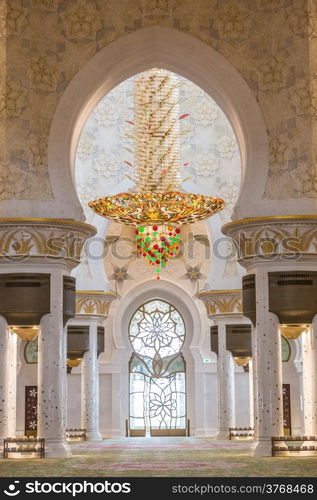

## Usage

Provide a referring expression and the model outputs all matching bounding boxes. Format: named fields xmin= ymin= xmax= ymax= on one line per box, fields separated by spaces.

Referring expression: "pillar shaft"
xmin=248 ymin=359 xmax=254 ymax=428
xmin=251 ymin=326 xmax=259 ymax=437
xmin=253 ymin=269 xmax=284 ymax=456
xmin=311 ymin=318 xmax=317 ymax=434
xmin=0 ymin=316 xmax=17 ymax=441
xmin=63 ymin=325 xmax=68 ymax=433
xmin=81 ymin=322 xmax=101 ymax=441
xmin=38 ymin=270 xmax=71 ymax=457
xmin=302 ymin=320 xmax=317 ymax=435
xmin=217 ymin=322 xmax=235 ymax=438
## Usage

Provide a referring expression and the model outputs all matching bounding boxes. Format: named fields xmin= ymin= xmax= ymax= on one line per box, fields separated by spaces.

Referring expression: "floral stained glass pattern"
xmin=129 ymin=300 xmax=186 ymax=433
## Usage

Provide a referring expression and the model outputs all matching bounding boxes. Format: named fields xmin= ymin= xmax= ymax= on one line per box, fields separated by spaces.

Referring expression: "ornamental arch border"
xmin=105 ymin=279 xmax=211 ymax=437
xmin=47 ymin=25 xmax=269 ymax=222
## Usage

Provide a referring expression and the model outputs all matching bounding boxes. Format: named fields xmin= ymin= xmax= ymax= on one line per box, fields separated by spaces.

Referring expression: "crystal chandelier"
xmin=89 ymin=69 xmax=224 ymax=277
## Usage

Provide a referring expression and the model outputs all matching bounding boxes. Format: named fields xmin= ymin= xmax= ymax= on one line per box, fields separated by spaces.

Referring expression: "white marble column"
xmin=0 ymin=316 xmax=17 ymax=442
xmin=38 ymin=270 xmax=71 ymax=458
xmin=302 ymin=320 xmax=317 ymax=435
xmin=62 ymin=325 xmax=68 ymax=434
xmin=7 ymin=332 xmax=17 ymax=437
xmin=251 ymin=325 xmax=259 ymax=445
xmin=253 ymin=269 xmax=284 ymax=456
xmin=248 ymin=359 xmax=254 ymax=428
xmin=311 ymin=318 xmax=317 ymax=435
xmin=217 ymin=321 xmax=235 ymax=439
xmin=95 ymin=353 xmax=100 ymax=436
xmin=81 ymin=321 xmax=102 ymax=441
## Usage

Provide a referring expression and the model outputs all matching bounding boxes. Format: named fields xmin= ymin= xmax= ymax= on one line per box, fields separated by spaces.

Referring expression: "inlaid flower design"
xmin=60 ymin=0 xmax=103 ymax=41
xmin=129 ymin=300 xmax=185 ymax=358
xmin=29 ymin=388 xmax=37 ymax=399
xmin=28 ymin=420 xmax=37 ymax=429
xmin=149 ymin=389 xmax=177 ymax=419
xmin=136 ymin=309 xmax=179 ymax=352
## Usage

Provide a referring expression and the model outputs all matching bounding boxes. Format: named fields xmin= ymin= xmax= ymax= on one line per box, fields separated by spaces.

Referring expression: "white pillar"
xmin=302 ymin=319 xmax=317 ymax=435
xmin=38 ymin=270 xmax=71 ymax=458
xmin=217 ymin=321 xmax=235 ymax=439
xmin=0 ymin=316 xmax=17 ymax=442
xmin=253 ymin=269 xmax=284 ymax=456
xmin=96 ymin=354 xmax=100 ymax=436
xmin=7 ymin=332 xmax=17 ymax=437
xmin=81 ymin=321 xmax=102 ymax=441
xmin=311 ymin=317 xmax=317 ymax=435
xmin=248 ymin=359 xmax=254 ymax=428
xmin=62 ymin=325 xmax=68 ymax=433
xmin=251 ymin=325 xmax=259 ymax=440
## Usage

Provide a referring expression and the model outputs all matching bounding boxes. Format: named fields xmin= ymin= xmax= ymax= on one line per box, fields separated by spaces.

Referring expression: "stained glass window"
xmin=129 ymin=300 xmax=186 ymax=433
xmin=281 ymin=336 xmax=291 ymax=362
xmin=24 ymin=338 xmax=38 ymax=364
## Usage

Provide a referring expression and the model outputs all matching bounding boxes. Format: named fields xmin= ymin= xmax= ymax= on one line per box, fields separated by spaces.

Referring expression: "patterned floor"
xmin=0 ymin=437 xmax=317 ymax=477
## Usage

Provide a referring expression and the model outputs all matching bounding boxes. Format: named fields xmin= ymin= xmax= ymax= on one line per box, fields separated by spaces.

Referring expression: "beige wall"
xmin=1 ymin=0 xmax=315 ymax=203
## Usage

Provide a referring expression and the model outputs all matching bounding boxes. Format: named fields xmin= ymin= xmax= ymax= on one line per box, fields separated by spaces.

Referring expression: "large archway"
xmin=73 ymin=68 xmax=243 ymax=291
xmin=47 ymin=25 xmax=269 ymax=222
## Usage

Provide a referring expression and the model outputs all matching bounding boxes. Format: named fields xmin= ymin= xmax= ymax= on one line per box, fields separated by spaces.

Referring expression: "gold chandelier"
xmin=10 ymin=325 xmax=39 ymax=341
xmin=89 ymin=69 xmax=224 ymax=277
xmin=67 ymin=358 xmax=83 ymax=368
xmin=234 ymin=356 xmax=251 ymax=367
xmin=89 ymin=191 xmax=224 ymax=226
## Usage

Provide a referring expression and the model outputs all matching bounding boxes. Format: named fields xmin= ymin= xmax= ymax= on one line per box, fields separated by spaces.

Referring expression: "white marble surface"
xmin=0 ymin=316 xmax=17 ymax=443
xmin=254 ymin=268 xmax=284 ymax=456
xmin=81 ymin=321 xmax=102 ymax=441
xmin=215 ymin=320 xmax=236 ymax=438
xmin=38 ymin=269 xmax=71 ymax=458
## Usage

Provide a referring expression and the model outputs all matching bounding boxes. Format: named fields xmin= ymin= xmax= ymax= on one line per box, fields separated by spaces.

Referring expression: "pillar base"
xmin=45 ymin=440 xmax=72 ymax=458
xmin=253 ymin=438 xmax=273 ymax=456
xmin=248 ymin=439 xmax=258 ymax=451
xmin=86 ymin=430 xmax=102 ymax=441
xmin=217 ymin=430 xmax=229 ymax=440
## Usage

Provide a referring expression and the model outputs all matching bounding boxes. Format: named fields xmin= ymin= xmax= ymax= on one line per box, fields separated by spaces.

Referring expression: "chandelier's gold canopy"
xmin=234 ymin=356 xmax=251 ymax=367
xmin=89 ymin=191 xmax=224 ymax=226
xmin=89 ymin=69 xmax=224 ymax=275
xmin=10 ymin=325 xmax=39 ymax=342
xmin=67 ymin=358 xmax=83 ymax=369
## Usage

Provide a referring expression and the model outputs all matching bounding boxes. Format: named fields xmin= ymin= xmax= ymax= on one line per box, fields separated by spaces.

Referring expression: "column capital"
xmin=75 ymin=291 xmax=118 ymax=318
xmin=0 ymin=218 xmax=96 ymax=270
xmin=197 ymin=289 xmax=242 ymax=317
xmin=222 ymin=215 xmax=317 ymax=270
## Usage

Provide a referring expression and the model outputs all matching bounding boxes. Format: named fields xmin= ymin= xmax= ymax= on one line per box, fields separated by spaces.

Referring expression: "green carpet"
xmin=0 ymin=438 xmax=316 ymax=477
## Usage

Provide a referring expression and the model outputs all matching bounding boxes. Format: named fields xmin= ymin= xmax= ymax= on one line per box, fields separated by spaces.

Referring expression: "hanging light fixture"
xmin=233 ymin=356 xmax=251 ymax=367
xmin=89 ymin=69 xmax=224 ymax=277
xmin=67 ymin=358 xmax=83 ymax=369
xmin=10 ymin=325 xmax=39 ymax=342
xmin=280 ymin=324 xmax=309 ymax=339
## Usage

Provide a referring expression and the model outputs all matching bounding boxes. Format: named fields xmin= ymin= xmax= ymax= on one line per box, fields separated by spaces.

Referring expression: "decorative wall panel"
xmin=25 ymin=386 xmax=38 ymax=437
xmin=2 ymin=1 xmax=315 ymax=203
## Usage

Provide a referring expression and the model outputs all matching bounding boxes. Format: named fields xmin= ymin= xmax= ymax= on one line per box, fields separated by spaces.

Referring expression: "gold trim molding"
xmin=76 ymin=291 xmax=118 ymax=317
xmin=197 ymin=289 xmax=242 ymax=316
xmin=222 ymin=215 xmax=317 ymax=231
xmin=222 ymin=215 xmax=317 ymax=264
xmin=0 ymin=218 xmax=96 ymax=230
xmin=0 ymin=218 xmax=96 ymax=267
